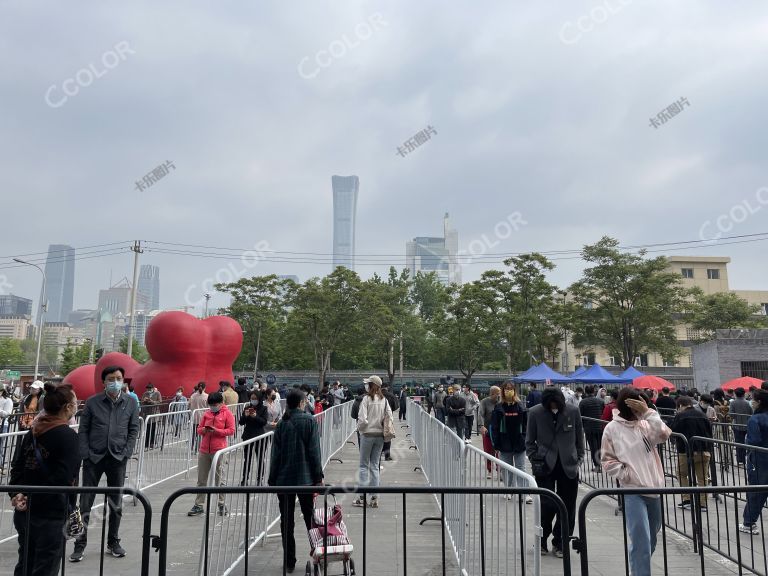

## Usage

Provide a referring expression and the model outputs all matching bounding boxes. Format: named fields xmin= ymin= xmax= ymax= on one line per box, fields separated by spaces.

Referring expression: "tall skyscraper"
xmin=0 ymin=294 xmax=33 ymax=317
xmin=405 ymin=213 xmax=461 ymax=285
xmin=41 ymin=244 xmax=75 ymax=323
xmin=332 ymin=175 xmax=359 ymax=271
xmin=138 ymin=264 xmax=160 ymax=310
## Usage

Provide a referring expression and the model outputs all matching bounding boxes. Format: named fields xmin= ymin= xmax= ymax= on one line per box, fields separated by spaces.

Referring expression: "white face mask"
xmin=551 ymin=408 xmax=559 ymax=414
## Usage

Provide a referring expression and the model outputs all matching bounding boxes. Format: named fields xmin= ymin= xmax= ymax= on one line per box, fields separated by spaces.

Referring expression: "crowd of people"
xmin=3 ymin=370 xmax=768 ymax=575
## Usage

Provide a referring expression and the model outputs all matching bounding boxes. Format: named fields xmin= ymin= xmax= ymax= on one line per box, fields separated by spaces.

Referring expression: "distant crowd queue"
xmin=418 ymin=379 xmax=768 ymax=576
xmin=3 ymin=372 xmax=768 ymax=576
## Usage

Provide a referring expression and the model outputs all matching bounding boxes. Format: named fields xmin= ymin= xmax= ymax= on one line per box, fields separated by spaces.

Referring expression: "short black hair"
xmin=735 ymin=387 xmax=746 ymax=398
xmin=575 ymin=387 xmax=584 ymax=394
xmin=219 ymin=380 xmax=231 ymax=388
xmin=662 ymin=387 xmax=670 ymax=394
xmin=676 ymin=395 xmax=694 ymax=408
xmin=101 ymin=365 xmax=125 ymax=382
xmin=237 ymin=377 xmax=246 ymax=386
xmin=207 ymin=392 xmax=224 ymax=405
xmin=584 ymin=384 xmax=595 ymax=396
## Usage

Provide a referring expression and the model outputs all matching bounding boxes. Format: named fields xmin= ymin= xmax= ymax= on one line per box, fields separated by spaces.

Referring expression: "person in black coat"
xmin=579 ymin=385 xmax=606 ymax=471
xmin=381 ymin=385 xmax=399 ymax=460
xmin=235 ymin=377 xmax=250 ymax=405
xmin=240 ymin=390 xmax=269 ymax=485
xmin=9 ymin=382 xmax=81 ymax=576
xmin=490 ymin=382 xmax=531 ymax=501
xmin=670 ymin=395 xmax=713 ymax=509
xmin=445 ymin=386 xmax=468 ymax=440
xmin=398 ymin=388 xmax=408 ymax=421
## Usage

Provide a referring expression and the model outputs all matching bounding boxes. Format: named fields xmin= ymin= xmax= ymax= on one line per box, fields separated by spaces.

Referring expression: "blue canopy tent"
xmin=570 ymin=366 xmax=588 ymax=378
xmin=619 ymin=366 xmax=645 ymax=380
xmin=573 ymin=363 xmax=632 ymax=384
xmin=513 ymin=363 xmax=574 ymax=384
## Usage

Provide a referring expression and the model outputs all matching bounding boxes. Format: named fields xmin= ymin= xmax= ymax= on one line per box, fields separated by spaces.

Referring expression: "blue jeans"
xmin=743 ymin=458 xmax=768 ymax=526
xmin=499 ymin=451 xmax=527 ymax=488
xmin=624 ymin=495 xmax=662 ymax=576
xmin=435 ymin=407 xmax=445 ymax=423
xmin=359 ymin=435 xmax=384 ymax=498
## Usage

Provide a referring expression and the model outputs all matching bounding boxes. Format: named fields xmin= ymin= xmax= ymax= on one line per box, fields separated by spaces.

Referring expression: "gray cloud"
xmin=2 ymin=0 xmax=768 ymax=314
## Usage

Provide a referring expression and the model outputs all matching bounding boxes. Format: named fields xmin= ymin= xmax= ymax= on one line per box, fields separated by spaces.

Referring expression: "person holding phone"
xmin=240 ymin=390 xmax=268 ymax=485
xmin=187 ymin=392 xmax=235 ymax=517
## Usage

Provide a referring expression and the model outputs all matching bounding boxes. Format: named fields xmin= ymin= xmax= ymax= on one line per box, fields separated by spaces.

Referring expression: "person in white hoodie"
xmin=353 ymin=375 xmax=392 ymax=509
xmin=601 ymin=387 xmax=671 ymax=576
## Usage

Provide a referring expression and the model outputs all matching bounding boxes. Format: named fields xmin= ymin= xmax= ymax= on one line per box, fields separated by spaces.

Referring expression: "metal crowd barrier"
xmin=156 ymin=485 xmax=572 ymax=576
xmin=406 ymin=398 xmax=542 ymax=576
xmin=575 ymin=485 xmax=768 ymax=576
xmin=579 ymin=414 xmax=768 ymax=576
xmin=3 ymin=485 xmax=152 ymax=576
xmin=189 ymin=401 xmax=355 ymax=576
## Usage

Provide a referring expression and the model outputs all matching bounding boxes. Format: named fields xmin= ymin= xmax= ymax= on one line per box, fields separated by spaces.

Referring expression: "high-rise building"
xmin=138 ymin=264 xmax=160 ymax=310
xmin=405 ymin=213 xmax=461 ymax=285
xmin=41 ymin=244 xmax=75 ymax=323
xmin=0 ymin=294 xmax=33 ymax=317
xmin=332 ymin=175 xmax=359 ymax=271
xmin=97 ymin=279 xmax=133 ymax=316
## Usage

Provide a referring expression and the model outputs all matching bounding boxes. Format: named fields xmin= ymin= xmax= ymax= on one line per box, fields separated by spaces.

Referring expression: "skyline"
xmin=2 ymin=1 xmax=768 ymax=314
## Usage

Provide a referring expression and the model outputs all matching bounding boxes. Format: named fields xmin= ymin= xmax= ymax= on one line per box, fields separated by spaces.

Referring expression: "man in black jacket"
xmin=670 ymin=396 xmax=713 ymax=509
xmin=578 ymin=385 xmax=605 ymax=471
xmin=444 ymin=386 xmax=467 ymax=440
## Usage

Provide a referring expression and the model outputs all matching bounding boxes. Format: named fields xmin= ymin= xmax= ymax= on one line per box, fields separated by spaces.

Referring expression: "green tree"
xmin=483 ymin=253 xmax=562 ymax=372
xmin=568 ymin=237 xmax=686 ymax=369
xmin=686 ymin=290 xmax=767 ymax=342
xmin=215 ymin=275 xmax=292 ymax=374
xmin=288 ymin=267 xmax=363 ymax=386
xmin=0 ymin=337 xmax=24 ymax=366
xmin=360 ymin=268 xmax=414 ymax=383
xmin=60 ymin=338 xmax=93 ymax=374
xmin=118 ymin=336 xmax=149 ymax=363
xmin=439 ymin=280 xmax=501 ymax=386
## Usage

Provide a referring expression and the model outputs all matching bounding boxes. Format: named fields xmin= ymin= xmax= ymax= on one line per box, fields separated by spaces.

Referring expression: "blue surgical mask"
xmin=106 ymin=380 xmax=123 ymax=395
xmin=250 ymin=400 xmax=259 ymax=407
xmin=210 ymin=406 xmax=221 ymax=413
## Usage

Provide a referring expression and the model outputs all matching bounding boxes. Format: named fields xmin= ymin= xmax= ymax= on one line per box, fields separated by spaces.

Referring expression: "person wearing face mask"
xmin=265 ymin=388 xmax=283 ymax=431
xmin=525 ymin=386 xmax=584 ymax=557
xmin=479 ymin=386 xmax=502 ymax=479
xmin=695 ymin=394 xmax=718 ymax=422
xmin=20 ymin=380 xmax=44 ymax=432
xmin=490 ymin=383 xmax=532 ymax=503
xmin=188 ymin=392 xmax=236 ymax=517
xmin=141 ymin=383 xmax=162 ymax=450
xmin=70 ymin=366 xmax=139 ymax=562
xmin=739 ymin=390 xmax=768 ymax=535
xmin=239 ymin=390 xmax=268 ymax=485
xmin=433 ymin=385 xmax=447 ymax=424
xmin=9 ymin=382 xmax=81 ymax=576
xmin=171 ymin=387 xmax=189 ymax=437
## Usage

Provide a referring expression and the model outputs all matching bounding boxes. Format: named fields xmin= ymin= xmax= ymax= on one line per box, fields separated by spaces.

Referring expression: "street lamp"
xmin=13 ymin=258 xmax=47 ymax=381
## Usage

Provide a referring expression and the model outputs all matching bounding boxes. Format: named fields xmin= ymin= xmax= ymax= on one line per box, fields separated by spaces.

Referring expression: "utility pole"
xmin=13 ymin=259 xmax=46 ymax=380
xmin=399 ymin=331 xmax=404 ymax=387
xmin=126 ymin=240 xmax=143 ymax=358
xmin=203 ymin=293 xmax=211 ymax=318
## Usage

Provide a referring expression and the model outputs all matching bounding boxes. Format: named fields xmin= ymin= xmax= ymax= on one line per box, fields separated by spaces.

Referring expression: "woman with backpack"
xmin=353 ymin=375 xmax=392 ymax=509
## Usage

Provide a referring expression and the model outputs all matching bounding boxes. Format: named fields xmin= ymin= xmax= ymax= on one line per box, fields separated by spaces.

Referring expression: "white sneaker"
xmin=505 ymin=494 xmax=512 ymax=500
xmin=739 ymin=523 xmax=760 ymax=535
xmin=525 ymin=496 xmax=533 ymax=504
xmin=486 ymin=473 xmax=492 ymax=480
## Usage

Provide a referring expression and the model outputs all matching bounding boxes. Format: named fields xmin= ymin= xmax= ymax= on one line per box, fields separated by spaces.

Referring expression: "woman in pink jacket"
xmin=187 ymin=392 xmax=236 ymax=517
xmin=601 ymin=387 xmax=672 ymax=576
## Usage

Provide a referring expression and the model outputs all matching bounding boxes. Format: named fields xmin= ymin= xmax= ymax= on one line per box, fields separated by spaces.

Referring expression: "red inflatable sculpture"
xmin=64 ymin=312 xmax=243 ymax=400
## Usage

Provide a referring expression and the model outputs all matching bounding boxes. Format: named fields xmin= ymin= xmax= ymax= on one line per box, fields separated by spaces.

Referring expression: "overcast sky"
xmin=2 ymin=1 xmax=768 ymax=314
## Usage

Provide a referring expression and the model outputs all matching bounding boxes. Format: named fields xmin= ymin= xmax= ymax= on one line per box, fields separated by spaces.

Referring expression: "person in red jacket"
xmin=188 ymin=392 xmax=235 ymax=517
xmin=602 ymin=389 xmax=619 ymax=422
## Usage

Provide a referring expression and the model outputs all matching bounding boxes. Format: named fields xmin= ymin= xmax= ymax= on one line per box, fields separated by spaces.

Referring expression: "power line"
xmin=0 ymin=247 xmax=130 ymax=271
xmin=0 ymin=241 xmax=131 ymax=260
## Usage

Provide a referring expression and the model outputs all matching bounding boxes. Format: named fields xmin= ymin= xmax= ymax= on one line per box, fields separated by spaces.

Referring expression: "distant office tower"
xmin=0 ymin=294 xmax=33 ymax=317
xmin=138 ymin=264 xmax=160 ymax=310
xmin=41 ymin=244 xmax=75 ymax=323
xmin=332 ymin=175 xmax=359 ymax=271
xmin=405 ymin=213 xmax=461 ymax=285
xmin=97 ymin=279 xmax=133 ymax=316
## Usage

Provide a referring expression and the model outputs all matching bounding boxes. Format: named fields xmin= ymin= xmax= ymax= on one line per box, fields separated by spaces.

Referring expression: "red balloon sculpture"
xmin=64 ymin=312 xmax=243 ymax=400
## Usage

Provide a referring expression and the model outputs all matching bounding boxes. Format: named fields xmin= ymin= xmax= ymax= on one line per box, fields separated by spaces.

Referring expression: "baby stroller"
xmin=305 ymin=494 xmax=355 ymax=576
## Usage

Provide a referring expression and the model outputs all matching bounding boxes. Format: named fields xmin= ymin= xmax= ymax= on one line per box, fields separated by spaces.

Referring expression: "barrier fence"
xmin=194 ymin=401 xmax=355 ymax=576
xmin=157 ymin=485 xmax=571 ymax=576
xmin=406 ymin=398 xmax=543 ymax=576
xmin=4 ymin=485 xmax=152 ymax=576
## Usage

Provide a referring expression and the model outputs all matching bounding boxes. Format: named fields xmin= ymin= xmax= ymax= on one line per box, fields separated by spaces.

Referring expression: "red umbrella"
xmin=633 ymin=375 xmax=676 ymax=392
xmin=721 ymin=376 xmax=764 ymax=392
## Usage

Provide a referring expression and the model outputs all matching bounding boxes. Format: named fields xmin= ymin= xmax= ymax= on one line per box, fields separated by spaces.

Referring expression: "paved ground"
xmin=0 ymin=418 xmax=764 ymax=576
